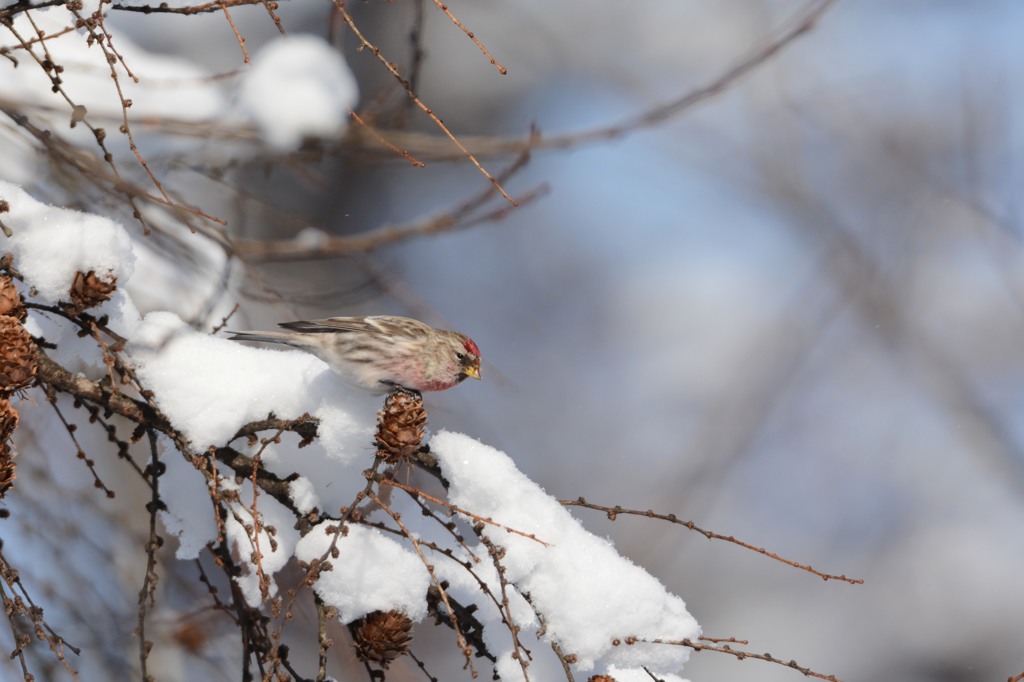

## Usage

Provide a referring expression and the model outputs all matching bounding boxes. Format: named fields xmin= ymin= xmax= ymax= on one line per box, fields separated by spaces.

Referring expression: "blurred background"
xmin=6 ymin=0 xmax=1024 ymax=680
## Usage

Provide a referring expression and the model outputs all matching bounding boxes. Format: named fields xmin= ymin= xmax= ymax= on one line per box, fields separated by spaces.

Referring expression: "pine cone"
xmin=0 ymin=317 xmax=36 ymax=392
xmin=0 ymin=276 xmax=24 ymax=321
xmin=351 ymin=610 xmax=414 ymax=668
xmin=587 ymin=676 xmax=618 ymax=682
xmin=67 ymin=270 xmax=116 ymax=313
xmin=374 ymin=390 xmax=427 ymax=464
xmin=0 ymin=398 xmax=18 ymax=498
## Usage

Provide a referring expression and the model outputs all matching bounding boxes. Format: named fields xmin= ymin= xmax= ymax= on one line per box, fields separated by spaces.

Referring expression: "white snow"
xmin=128 ymin=311 xmax=376 ymax=453
xmin=294 ymin=522 xmax=431 ymax=623
xmin=237 ymin=35 xmax=359 ymax=151
xmin=159 ymin=442 xmax=218 ymax=560
xmin=0 ymin=182 xmax=135 ymax=305
xmin=432 ymin=431 xmax=701 ymax=674
xmin=125 ymin=223 xmax=232 ymax=321
xmin=1 ymin=10 xmax=227 ymax=151
xmin=0 ymin=172 xmax=702 ymax=679
xmin=128 ymin=311 xmax=380 ymax=576
xmin=289 ymin=476 xmax=321 ymax=514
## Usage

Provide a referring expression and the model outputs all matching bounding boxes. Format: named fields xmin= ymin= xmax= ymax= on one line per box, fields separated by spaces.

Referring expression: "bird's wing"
xmin=278 ymin=316 xmax=427 ymax=339
xmin=278 ymin=317 xmax=373 ymax=334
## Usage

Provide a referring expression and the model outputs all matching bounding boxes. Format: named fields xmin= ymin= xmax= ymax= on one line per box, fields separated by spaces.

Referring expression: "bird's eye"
xmin=455 ymin=352 xmax=466 ymax=362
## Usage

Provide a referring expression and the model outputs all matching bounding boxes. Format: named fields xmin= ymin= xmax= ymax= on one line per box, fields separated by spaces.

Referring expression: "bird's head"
xmin=456 ymin=337 xmax=482 ymax=381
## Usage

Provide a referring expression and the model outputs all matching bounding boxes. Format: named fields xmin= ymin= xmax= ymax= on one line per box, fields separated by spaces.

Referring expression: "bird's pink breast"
xmin=417 ymin=378 xmax=460 ymax=392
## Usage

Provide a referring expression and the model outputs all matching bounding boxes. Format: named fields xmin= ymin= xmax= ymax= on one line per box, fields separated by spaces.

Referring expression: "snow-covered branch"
xmin=0 ymin=1 xmax=859 ymax=680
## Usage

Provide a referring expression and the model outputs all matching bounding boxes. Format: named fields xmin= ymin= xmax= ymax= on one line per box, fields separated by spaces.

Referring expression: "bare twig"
xmin=653 ymin=637 xmax=843 ymax=682
xmin=429 ymin=0 xmax=507 ymax=75
xmin=231 ymin=140 xmax=544 ymax=262
xmin=332 ymin=0 xmax=516 ymax=205
xmin=350 ymin=109 xmax=425 ymax=167
xmin=136 ymin=430 xmax=162 ymax=678
xmin=367 ymin=490 xmax=478 ymax=676
xmin=385 ymin=478 xmax=551 ymax=546
xmin=561 ymin=498 xmax=863 ymax=584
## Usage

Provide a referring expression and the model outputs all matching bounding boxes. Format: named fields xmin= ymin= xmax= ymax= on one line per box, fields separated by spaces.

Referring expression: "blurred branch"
xmin=0 ymin=549 xmax=82 ymax=677
xmin=773 ymin=177 xmax=1024 ymax=494
xmin=0 ymin=103 xmax=227 ymax=237
xmin=231 ymin=139 xmax=545 ymax=263
xmin=347 ymin=0 xmax=840 ymax=160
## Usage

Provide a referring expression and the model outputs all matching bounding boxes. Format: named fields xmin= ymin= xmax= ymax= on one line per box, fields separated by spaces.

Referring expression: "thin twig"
xmin=350 ymin=109 xmax=425 ymax=167
xmin=332 ymin=0 xmax=516 ymax=204
xmin=653 ymin=637 xmax=843 ymax=682
xmin=561 ymin=498 xmax=863 ymax=584
xmin=219 ymin=1 xmax=251 ymax=62
xmin=367 ymin=491 xmax=478 ymax=677
xmin=136 ymin=429 xmax=162 ymax=679
xmin=385 ymin=478 xmax=551 ymax=546
xmin=429 ymin=0 xmax=507 ymax=75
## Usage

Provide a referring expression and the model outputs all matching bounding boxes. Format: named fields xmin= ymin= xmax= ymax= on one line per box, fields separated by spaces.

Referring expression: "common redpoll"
xmin=228 ymin=315 xmax=481 ymax=393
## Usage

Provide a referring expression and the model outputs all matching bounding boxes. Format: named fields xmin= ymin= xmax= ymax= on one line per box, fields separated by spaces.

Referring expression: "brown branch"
xmin=429 ymin=0 xmax=507 ymax=75
xmin=425 ymin=584 xmax=496 ymax=666
xmin=136 ymin=430 xmax=162 ymax=679
xmin=0 ymin=0 xmax=65 ymax=22
xmin=35 ymin=345 xmax=322 ymax=522
xmin=350 ymin=109 xmax=425 ymax=167
xmin=34 ymin=350 xmax=172 ymax=433
xmin=652 ymin=637 xmax=843 ymax=682
xmin=367 ymin=490 xmax=478 ymax=676
xmin=45 ymin=393 xmax=117 ymax=498
xmin=562 ymin=498 xmax=863 ymax=585
xmin=219 ymin=0 xmax=251 ymax=63
xmin=213 ymin=445 xmax=301 ymax=513
xmin=548 ymin=630 xmax=576 ymax=682
xmin=266 ymin=457 xmax=387 ymax=675
xmin=108 ymin=0 xmax=264 ymax=15
xmin=230 ymin=413 xmax=319 ymax=448
xmin=332 ymin=0 xmax=515 ymax=205
xmin=315 ymin=595 xmax=332 ymax=681
xmin=384 ymin=478 xmax=550 ymax=546
xmin=0 ymin=549 xmax=83 ymax=678
xmin=475 ymin=532 xmax=532 ymax=680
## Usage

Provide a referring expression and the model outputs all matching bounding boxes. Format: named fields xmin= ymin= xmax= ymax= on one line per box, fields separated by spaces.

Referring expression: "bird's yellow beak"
xmin=463 ymin=365 xmax=482 ymax=380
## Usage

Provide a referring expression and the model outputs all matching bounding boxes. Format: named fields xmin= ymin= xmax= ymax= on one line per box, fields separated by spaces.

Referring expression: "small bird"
xmin=228 ymin=315 xmax=482 ymax=394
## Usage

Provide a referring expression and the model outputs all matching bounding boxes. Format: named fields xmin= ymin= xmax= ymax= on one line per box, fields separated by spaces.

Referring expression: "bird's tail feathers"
xmin=227 ymin=330 xmax=297 ymax=347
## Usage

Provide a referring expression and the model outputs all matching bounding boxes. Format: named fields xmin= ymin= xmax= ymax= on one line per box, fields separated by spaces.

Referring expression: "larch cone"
xmin=351 ymin=609 xmax=414 ymax=668
xmin=374 ymin=389 xmax=427 ymax=464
